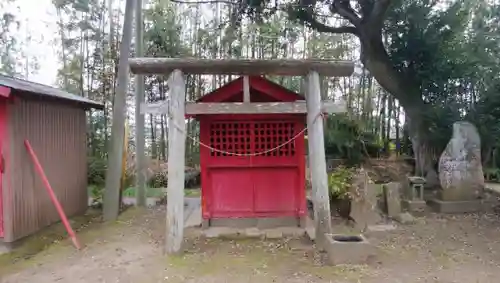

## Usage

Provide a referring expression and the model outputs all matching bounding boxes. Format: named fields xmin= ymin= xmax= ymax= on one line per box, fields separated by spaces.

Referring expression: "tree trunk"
xmin=160 ymin=115 xmax=167 ymax=160
xmin=150 ymin=115 xmax=157 ymax=159
xmin=359 ymin=34 xmax=435 ymax=176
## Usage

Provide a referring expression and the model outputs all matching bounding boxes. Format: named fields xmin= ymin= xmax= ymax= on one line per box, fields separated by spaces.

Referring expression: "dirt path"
xmin=2 ymin=208 xmax=500 ymax=283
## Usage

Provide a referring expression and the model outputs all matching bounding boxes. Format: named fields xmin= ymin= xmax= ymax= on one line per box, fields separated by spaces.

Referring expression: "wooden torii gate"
xmin=132 ymin=59 xmax=354 ymax=254
xmin=103 ymin=0 xmax=354 ymax=256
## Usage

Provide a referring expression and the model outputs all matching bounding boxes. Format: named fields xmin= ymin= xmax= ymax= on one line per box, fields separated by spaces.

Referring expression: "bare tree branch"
xmin=302 ymin=12 xmax=358 ymax=35
xmin=331 ymin=0 xmax=362 ymax=27
xmin=170 ymin=0 xmax=360 ymax=36
xmin=170 ymin=0 xmax=238 ymax=4
xmin=291 ymin=0 xmax=359 ymax=35
xmin=312 ymin=23 xmax=359 ymax=35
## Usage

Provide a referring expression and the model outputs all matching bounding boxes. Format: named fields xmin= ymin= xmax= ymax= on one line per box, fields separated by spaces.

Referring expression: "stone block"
xmin=383 ymin=182 xmax=402 ymax=218
xmin=201 ymin=219 xmax=210 ymax=229
xmin=366 ymin=224 xmax=397 ymax=233
xmin=408 ymin=176 xmax=426 ymax=184
xmin=203 ymin=227 xmax=238 ymax=238
xmin=299 ymin=216 xmax=307 ymax=228
xmin=0 ymin=242 xmax=11 ymax=255
xmin=265 ymin=229 xmax=284 ymax=239
xmin=402 ymin=199 xmax=427 ymax=213
xmin=210 ymin=218 xmax=256 ymax=228
xmin=324 ymin=234 xmax=375 ymax=265
xmin=438 ymin=189 xmax=480 ymax=202
xmin=256 ymin=217 xmax=299 ymax=229
xmin=280 ymin=227 xmax=305 ymax=237
xmin=394 ymin=212 xmax=415 ymax=224
xmin=304 ymin=216 xmax=316 ymax=241
xmin=350 ymin=178 xmax=383 ymax=232
xmin=427 ymin=198 xmax=497 ymax=213
xmin=242 ymin=227 xmax=261 ymax=237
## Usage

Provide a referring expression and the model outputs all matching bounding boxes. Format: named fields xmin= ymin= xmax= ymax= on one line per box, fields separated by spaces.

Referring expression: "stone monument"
xmin=383 ymin=182 xmax=402 ymax=218
xmin=429 ymin=121 xmax=492 ymax=213
xmin=349 ymin=168 xmax=382 ymax=232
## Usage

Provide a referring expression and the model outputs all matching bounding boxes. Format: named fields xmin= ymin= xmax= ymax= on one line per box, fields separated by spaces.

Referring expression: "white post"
xmin=243 ymin=75 xmax=250 ymax=103
xmin=305 ymin=71 xmax=332 ymax=250
xmin=135 ymin=0 xmax=146 ymax=207
xmin=165 ymin=69 xmax=186 ymax=255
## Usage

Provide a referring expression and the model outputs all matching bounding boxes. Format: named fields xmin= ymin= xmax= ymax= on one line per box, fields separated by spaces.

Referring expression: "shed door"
xmin=207 ymin=119 xmax=301 ymax=218
xmin=0 ymin=99 xmax=6 ymax=237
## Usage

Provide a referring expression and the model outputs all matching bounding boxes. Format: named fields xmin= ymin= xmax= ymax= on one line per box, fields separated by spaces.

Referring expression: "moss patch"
xmin=164 ymin=237 xmax=371 ymax=282
xmin=184 ymin=188 xmax=201 ymax=197
xmin=0 ymin=207 xmax=146 ymax=277
xmin=0 ymin=209 xmax=101 ymax=275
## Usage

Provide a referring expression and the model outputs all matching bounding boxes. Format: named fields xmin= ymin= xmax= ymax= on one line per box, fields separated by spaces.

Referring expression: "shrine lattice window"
xmin=209 ymin=121 xmax=297 ymax=157
xmin=209 ymin=122 xmax=252 ymax=157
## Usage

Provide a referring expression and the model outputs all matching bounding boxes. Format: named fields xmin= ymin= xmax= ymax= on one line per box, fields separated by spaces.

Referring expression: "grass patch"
xmin=0 ymin=209 xmax=102 ymax=276
xmin=185 ymin=188 xmax=201 ymax=197
xmin=0 ymin=207 xmax=148 ymax=277
xmin=166 ymin=237 xmax=371 ymax=281
xmin=89 ymin=186 xmax=201 ymax=198
xmin=88 ymin=185 xmax=163 ymax=198
xmin=122 ymin=187 xmax=164 ymax=198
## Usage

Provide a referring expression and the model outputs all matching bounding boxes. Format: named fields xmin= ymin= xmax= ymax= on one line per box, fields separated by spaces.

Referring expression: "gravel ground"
xmin=2 ymin=207 xmax=500 ymax=283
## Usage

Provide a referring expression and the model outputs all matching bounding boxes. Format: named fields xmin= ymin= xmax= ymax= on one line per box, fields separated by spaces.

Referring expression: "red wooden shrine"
xmin=191 ymin=76 xmax=307 ymax=221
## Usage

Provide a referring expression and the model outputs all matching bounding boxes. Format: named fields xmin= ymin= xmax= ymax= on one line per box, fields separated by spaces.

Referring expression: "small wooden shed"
xmin=0 ymin=75 xmax=103 ymax=245
xmin=192 ymin=76 xmax=307 ymax=227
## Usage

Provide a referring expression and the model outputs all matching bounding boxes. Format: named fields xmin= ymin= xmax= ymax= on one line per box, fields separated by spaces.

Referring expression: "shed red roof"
xmin=0 ymin=74 xmax=103 ymax=109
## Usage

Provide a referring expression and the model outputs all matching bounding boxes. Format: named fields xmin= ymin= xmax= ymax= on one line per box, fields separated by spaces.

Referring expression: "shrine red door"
xmin=202 ymin=117 xmax=305 ymax=219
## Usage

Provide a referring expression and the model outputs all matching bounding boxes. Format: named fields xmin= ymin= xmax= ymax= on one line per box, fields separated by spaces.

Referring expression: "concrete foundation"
xmin=427 ymin=198 xmax=497 ymax=213
xmin=202 ymin=226 xmax=305 ymax=239
xmin=209 ymin=217 xmax=302 ymax=229
xmin=0 ymin=241 xmax=13 ymax=255
xmin=202 ymin=217 xmax=305 ymax=239
xmin=402 ymin=199 xmax=427 ymax=213
xmin=324 ymin=234 xmax=375 ymax=265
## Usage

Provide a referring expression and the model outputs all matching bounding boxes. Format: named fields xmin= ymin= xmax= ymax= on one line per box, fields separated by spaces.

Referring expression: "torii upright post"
xmin=165 ymin=70 xmax=187 ymax=255
xmin=306 ymin=71 xmax=332 ymax=250
xmin=135 ymin=0 xmax=146 ymax=207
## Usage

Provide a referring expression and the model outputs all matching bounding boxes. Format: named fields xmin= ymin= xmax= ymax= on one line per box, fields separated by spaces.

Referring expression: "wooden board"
xmin=129 ymin=58 xmax=355 ymax=77
xmin=140 ymin=100 xmax=347 ymax=115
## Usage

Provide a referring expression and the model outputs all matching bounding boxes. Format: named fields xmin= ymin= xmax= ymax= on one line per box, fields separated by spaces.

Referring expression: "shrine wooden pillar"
xmin=305 ymin=71 xmax=331 ymax=250
xmin=165 ymin=70 xmax=186 ymax=255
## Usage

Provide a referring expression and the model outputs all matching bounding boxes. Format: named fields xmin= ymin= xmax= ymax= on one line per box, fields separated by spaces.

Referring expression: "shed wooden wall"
xmin=2 ymin=96 xmax=88 ymax=242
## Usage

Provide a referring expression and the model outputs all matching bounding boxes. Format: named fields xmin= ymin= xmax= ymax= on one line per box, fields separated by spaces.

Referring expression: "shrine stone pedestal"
xmin=402 ymin=176 xmax=427 ymax=213
xmin=427 ymin=197 xmax=496 ymax=213
xmin=428 ymin=121 xmax=495 ymax=213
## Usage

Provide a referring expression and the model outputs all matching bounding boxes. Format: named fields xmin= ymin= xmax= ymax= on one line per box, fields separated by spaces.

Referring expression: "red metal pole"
xmin=24 ymin=140 xmax=82 ymax=250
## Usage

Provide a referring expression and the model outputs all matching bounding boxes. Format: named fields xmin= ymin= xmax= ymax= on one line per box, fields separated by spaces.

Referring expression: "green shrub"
xmin=89 ymin=185 xmax=104 ymax=208
xmin=324 ymin=115 xmax=381 ymax=166
xmin=148 ymin=171 xmax=168 ymax=188
xmin=327 ymin=166 xmax=355 ymax=200
xmin=88 ymin=155 xmax=107 ymax=186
